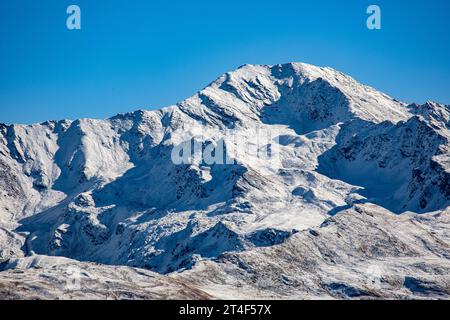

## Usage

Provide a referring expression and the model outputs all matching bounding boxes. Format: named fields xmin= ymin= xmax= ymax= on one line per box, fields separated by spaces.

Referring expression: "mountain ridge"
xmin=0 ymin=62 xmax=449 ymax=293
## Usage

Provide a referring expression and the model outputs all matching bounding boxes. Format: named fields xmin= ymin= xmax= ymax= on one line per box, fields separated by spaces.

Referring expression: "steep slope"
xmin=0 ymin=62 xmax=448 ymax=278
xmin=318 ymin=102 xmax=450 ymax=213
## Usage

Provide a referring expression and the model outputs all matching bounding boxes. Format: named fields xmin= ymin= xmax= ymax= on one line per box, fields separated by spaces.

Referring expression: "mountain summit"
xmin=0 ymin=63 xmax=449 ymax=299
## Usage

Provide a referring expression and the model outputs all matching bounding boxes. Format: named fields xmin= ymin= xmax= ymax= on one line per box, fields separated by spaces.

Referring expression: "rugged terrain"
xmin=0 ymin=62 xmax=449 ymax=299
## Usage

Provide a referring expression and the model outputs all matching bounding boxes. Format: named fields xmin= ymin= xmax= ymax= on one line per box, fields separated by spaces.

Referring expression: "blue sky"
xmin=1 ymin=0 xmax=449 ymax=124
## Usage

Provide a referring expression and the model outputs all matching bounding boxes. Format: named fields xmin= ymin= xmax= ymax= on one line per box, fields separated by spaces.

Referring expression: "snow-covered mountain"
xmin=0 ymin=62 xmax=449 ymax=299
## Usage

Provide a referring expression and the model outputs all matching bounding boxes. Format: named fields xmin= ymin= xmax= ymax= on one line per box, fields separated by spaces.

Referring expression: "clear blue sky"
xmin=1 ymin=0 xmax=449 ymax=124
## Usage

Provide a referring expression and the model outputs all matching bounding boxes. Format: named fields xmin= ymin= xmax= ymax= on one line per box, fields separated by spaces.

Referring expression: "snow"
xmin=0 ymin=62 xmax=448 ymax=299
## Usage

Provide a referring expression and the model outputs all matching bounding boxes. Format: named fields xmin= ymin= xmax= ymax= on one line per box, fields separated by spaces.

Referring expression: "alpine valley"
xmin=0 ymin=63 xmax=449 ymax=299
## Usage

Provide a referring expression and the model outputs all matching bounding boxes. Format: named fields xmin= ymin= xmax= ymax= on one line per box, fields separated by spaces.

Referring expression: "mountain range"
xmin=0 ymin=62 xmax=449 ymax=299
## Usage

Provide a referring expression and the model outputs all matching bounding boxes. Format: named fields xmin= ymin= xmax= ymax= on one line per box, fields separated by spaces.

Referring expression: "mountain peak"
xmin=180 ymin=62 xmax=410 ymax=134
xmin=1 ymin=62 xmax=448 ymax=290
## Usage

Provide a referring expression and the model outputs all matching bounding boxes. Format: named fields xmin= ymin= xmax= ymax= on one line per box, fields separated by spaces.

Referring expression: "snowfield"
xmin=0 ymin=62 xmax=449 ymax=299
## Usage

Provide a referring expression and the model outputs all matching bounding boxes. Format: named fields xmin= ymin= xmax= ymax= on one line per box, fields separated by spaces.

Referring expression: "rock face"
xmin=0 ymin=62 xmax=449 ymax=299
